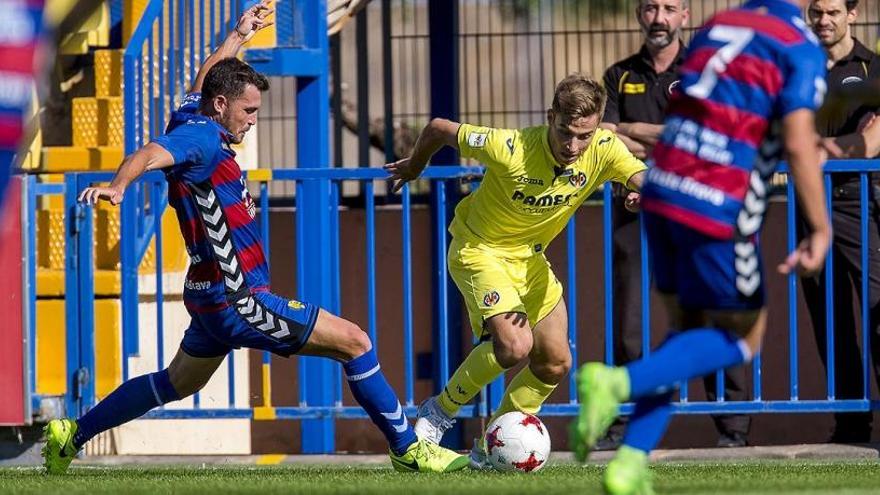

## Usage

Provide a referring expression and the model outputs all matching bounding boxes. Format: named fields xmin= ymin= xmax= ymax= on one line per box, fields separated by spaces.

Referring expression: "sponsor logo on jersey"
xmin=569 ymin=171 xmax=587 ymax=188
xmin=288 ymin=300 xmax=305 ymax=310
xmin=511 ymin=190 xmax=573 ymax=207
xmin=467 ymin=131 xmax=488 ymax=148
xmin=598 ymin=136 xmax=612 ymax=146
xmin=185 ymin=279 xmax=212 ymax=291
xmin=483 ymin=290 xmax=501 ymax=307
xmin=841 ymin=75 xmax=863 ymax=85
xmin=515 ymin=176 xmax=544 ymax=186
xmin=668 ymin=79 xmax=681 ymax=95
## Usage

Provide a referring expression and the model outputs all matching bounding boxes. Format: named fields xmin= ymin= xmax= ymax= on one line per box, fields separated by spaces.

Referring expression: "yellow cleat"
xmin=390 ymin=438 xmax=469 ymax=473
xmin=42 ymin=418 xmax=80 ymax=474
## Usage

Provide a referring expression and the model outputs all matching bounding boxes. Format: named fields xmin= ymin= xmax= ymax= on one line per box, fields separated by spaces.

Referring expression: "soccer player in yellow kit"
xmin=385 ymin=73 xmax=647 ymax=468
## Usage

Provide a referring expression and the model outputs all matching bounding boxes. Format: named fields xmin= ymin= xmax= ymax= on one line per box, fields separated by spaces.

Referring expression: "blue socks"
xmin=73 ymin=369 xmax=180 ymax=449
xmin=344 ymin=348 xmax=418 ymax=456
xmin=626 ymin=327 xmax=750 ymax=399
xmin=622 ymin=392 xmax=674 ymax=453
xmin=620 ymin=327 xmax=750 ymax=454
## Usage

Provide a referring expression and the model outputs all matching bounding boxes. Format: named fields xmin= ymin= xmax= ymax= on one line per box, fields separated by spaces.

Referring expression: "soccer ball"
xmin=484 ymin=412 xmax=551 ymax=473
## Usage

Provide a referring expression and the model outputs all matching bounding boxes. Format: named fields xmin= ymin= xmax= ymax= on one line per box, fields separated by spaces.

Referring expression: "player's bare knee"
xmin=531 ymin=360 xmax=570 ymax=384
xmin=494 ymin=335 xmax=532 ymax=368
xmin=337 ymin=320 xmax=373 ymax=361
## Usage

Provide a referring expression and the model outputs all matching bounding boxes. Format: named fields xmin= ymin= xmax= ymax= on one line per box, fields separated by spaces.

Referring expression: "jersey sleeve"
xmin=602 ymin=66 xmax=622 ymax=125
xmin=151 ymin=122 xmax=220 ymax=175
xmin=598 ymin=131 xmax=648 ymax=187
xmin=457 ymin=123 xmax=516 ymax=173
xmin=777 ymin=43 xmax=827 ymax=117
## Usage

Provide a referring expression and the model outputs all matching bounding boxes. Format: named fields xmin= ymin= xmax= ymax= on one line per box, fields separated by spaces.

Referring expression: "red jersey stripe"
xmin=643 ymin=200 xmax=735 ymax=239
xmin=681 ymin=49 xmax=784 ymax=97
xmin=237 ymin=241 xmax=267 ymax=274
xmin=652 ymin=142 xmax=751 ymax=198
xmin=705 ymin=10 xmax=803 ymax=45
xmin=666 ymin=94 xmax=769 ymax=146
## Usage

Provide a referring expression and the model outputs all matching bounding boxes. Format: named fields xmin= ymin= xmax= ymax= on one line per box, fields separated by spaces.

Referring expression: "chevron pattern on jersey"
xmin=234 ymin=295 xmax=294 ymax=341
xmin=190 ymin=182 xmax=246 ymax=296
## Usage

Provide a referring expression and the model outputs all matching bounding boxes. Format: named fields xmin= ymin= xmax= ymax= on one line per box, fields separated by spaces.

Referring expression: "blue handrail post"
xmin=63 ymin=174 xmax=81 ymax=418
xmin=294 ymin=0 xmax=335 ymax=454
xmin=427 ymin=0 xmax=465 ymax=447
xmin=63 ymin=174 xmax=95 ymax=417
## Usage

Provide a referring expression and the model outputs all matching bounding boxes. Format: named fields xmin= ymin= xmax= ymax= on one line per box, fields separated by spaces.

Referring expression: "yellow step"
xmin=94 ymin=50 xmax=123 ymax=98
xmin=35 ymin=298 xmax=121 ymax=398
xmin=40 ymin=146 xmax=123 ymax=173
xmin=71 ymin=97 xmax=124 ymax=147
xmin=36 ymin=269 xmax=121 ymax=297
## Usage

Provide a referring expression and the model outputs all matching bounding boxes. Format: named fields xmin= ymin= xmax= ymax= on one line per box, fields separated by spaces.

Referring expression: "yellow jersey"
xmin=450 ymin=123 xmax=646 ymax=259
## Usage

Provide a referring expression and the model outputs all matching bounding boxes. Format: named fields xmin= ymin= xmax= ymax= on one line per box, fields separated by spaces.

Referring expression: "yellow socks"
xmin=437 ymin=341 xmax=506 ymax=417
xmin=488 ymin=365 xmax=557 ymax=424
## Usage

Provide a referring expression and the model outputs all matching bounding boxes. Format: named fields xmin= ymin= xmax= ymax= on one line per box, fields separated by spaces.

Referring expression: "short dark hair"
xmin=202 ymin=57 xmax=269 ymax=103
xmin=846 ymin=0 xmax=859 ymax=10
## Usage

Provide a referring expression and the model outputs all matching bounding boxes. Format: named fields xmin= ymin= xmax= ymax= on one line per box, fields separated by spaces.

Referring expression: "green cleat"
xmin=603 ymin=445 xmax=654 ymax=495
xmin=570 ymin=363 xmax=629 ymax=462
xmin=390 ymin=438 xmax=469 ymax=473
xmin=42 ymin=418 xmax=80 ymax=474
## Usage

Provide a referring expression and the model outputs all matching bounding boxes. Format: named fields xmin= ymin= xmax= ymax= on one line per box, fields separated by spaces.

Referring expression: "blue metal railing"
xmin=121 ymin=0 xmax=240 ymax=366
xmin=43 ymin=161 xmax=880 ymax=438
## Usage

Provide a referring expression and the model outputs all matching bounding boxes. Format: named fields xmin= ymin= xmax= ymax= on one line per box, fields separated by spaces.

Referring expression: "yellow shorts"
xmin=447 ymin=238 xmax=564 ymax=339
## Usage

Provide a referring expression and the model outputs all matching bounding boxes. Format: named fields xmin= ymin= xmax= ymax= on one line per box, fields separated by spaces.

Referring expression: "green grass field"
xmin=3 ymin=461 xmax=880 ymax=494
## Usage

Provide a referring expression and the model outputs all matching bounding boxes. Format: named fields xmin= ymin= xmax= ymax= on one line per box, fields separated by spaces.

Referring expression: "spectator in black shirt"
xmin=599 ymin=0 xmax=752 ymax=449
xmin=804 ymin=0 xmax=880 ymax=444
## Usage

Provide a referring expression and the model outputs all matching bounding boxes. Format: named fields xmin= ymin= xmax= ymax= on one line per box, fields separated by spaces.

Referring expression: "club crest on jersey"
xmin=467 ymin=131 xmax=488 ymax=149
xmin=569 ymin=171 xmax=587 ymax=188
xmin=483 ymin=290 xmax=501 ymax=307
xmin=288 ymin=300 xmax=305 ymax=310
xmin=240 ymin=177 xmax=256 ymax=218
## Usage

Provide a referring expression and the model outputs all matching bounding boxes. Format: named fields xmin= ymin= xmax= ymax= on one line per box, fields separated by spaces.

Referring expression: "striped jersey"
xmin=152 ymin=93 xmax=267 ymax=312
xmin=641 ymin=0 xmax=827 ymax=240
xmin=0 ymin=0 xmax=44 ymax=192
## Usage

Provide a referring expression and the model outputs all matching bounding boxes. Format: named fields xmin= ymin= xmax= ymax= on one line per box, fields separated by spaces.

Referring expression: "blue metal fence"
xmin=27 ymin=160 xmax=877 ymax=453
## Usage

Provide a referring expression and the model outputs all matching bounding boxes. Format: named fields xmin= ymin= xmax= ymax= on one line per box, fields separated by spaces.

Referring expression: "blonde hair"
xmin=551 ymin=73 xmax=606 ymax=121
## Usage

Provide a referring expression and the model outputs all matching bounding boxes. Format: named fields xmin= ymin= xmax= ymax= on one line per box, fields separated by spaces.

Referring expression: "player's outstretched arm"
xmin=384 ymin=118 xmax=460 ymax=193
xmin=78 ymin=143 xmax=175 ymax=206
xmin=190 ymin=0 xmax=274 ymax=93
xmin=779 ymin=109 xmax=831 ymax=276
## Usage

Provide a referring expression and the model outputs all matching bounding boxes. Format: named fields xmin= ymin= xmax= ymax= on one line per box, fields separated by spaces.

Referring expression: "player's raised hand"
xmin=777 ymin=229 xmax=831 ymax=276
xmin=384 ymin=157 xmax=422 ymax=193
xmin=78 ymin=186 xmax=124 ymax=206
xmin=624 ymin=191 xmax=641 ymax=213
xmin=236 ymin=0 xmax=274 ymax=43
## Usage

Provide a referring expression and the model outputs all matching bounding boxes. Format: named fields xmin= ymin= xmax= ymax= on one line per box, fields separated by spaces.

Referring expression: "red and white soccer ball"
xmin=484 ymin=412 xmax=551 ymax=473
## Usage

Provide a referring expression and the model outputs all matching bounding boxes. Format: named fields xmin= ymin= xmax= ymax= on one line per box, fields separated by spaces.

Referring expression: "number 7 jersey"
xmin=641 ymin=0 xmax=827 ymax=240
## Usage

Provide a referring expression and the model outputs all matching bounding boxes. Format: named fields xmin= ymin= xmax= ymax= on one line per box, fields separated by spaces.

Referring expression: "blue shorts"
xmin=181 ymin=291 xmax=320 ymax=358
xmin=644 ymin=212 xmax=765 ymax=311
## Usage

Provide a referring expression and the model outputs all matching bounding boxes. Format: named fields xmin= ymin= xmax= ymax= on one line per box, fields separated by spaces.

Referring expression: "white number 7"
xmin=686 ymin=26 xmax=755 ymax=100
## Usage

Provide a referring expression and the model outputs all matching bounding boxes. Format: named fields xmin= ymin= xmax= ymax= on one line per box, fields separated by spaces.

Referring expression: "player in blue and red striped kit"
xmin=0 ymin=0 xmax=44 ymax=199
xmin=572 ymin=0 xmax=832 ymax=493
xmin=42 ymin=1 xmax=467 ymax=475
